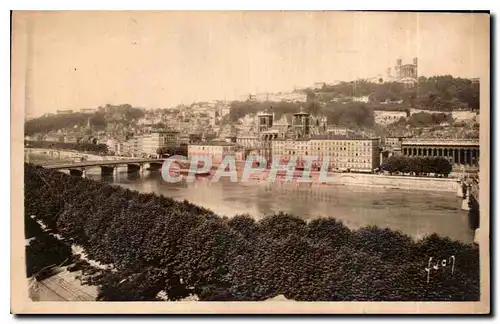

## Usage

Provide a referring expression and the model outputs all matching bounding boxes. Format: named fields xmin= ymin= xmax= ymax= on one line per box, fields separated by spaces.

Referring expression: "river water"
xmin=86 ymin=168 xmax=473 ymax=243
xmin=28 ymin=152 xmax=474 ymax=243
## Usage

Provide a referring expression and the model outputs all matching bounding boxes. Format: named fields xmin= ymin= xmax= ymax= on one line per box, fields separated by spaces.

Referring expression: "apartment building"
xmin=141 ymin=131 xmax=180 ymax=156
xmin=188 ymin=142 xmax=243 ymax=164
xmin=272 ymin=136 xmax=381 ymax=173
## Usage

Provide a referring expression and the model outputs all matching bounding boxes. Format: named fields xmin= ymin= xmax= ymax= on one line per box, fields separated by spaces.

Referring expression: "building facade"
xmin=401 ymin=139 xmax=479 ymax=167
xmin=188 ymin=142 xmax=243 ymax=164
xmin=271 ymin=137 xmax=381 ymax=173
xmin=140 ymin=131 xmax=180 ymax=156
xmin=236 ymin=135 xmax=259 ymax=148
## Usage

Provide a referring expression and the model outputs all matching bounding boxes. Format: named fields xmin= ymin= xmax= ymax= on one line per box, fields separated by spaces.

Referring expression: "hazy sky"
xmin=13 ymin=11 xmax=489 ymax=118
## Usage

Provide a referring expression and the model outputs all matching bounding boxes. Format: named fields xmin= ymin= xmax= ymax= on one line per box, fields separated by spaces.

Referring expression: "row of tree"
xmin=156 ymin=145 xmax=188 ymax=157
xmin=381 ymin=156 xmax=453 ymax=176
xmin=25 ymin=141 xmax=109 ymax=155
xmin=229 ymin=100 xmax=375 ymax=129
xmin=24 ymin=164 xmax=479 ymax=301
xmin=405 ymin=112 xmax=453 ymax=127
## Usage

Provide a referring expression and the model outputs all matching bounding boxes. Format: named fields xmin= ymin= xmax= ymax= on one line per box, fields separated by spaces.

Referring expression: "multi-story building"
xmin=401 ymin=138 xmax=479 ymax=168
xmin=140 ymin=131 xmax=180 ymax=156
xmin=116 ymin=137 xmax=142 ymax=157
xmin=383 ymin=136 xmax=407 ymax=151
xmin=310 ymin=136 xmax=381 ymax=172
xmin=236 ymin=135 xmax=259 ymax=148
xmin=188 ymin=142 xmax=243 ymax=164
xmin=326 ymin=127 xmax=355 ymax=137
xmin=379 ymin=136 xmax=409 ymax=165
xmin=271 ymin=136 xmax=381 ymax=173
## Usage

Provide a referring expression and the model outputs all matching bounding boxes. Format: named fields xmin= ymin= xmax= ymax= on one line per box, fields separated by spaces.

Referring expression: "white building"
xmin=188 ymin=142 xmax=243 ymax=164
xmin=410 ymin=108 xmax=449 ymax=116
xmin=105 ymin=139 xmax=119 ymax=154
xmin=352 ymin=96 xmax=370 ymax=103
xmin=240 ymin=92 xmax=308 ymax=103
xmin=141 ymin=131 xmax=180 ymax=156
xmin=326 ymin=127 xmax=355 ymax=136
xmin=236 ymin=135 xmax=259 ymax=148
xmin=452 ymin=110 xmax=477 ymax=122
xmin=268 ymin=92 xmax=308 ymax=103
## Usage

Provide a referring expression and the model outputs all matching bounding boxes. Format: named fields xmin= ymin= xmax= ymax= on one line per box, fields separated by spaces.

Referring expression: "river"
xmin=28 ymin=152 xmax=475 ymax=243
xmin=86 ymin=168 xmax=473 ymax=243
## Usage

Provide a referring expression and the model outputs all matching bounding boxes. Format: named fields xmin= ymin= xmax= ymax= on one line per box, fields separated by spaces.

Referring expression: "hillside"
xmin=309 ymin=75 xmax=479 ymax=111
xmin=25 ymin=104 xmax=145 ymax=135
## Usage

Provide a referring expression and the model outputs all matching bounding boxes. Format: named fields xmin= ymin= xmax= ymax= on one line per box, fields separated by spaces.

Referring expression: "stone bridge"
xmin=43 ymin=158 xmax=165 ymax=177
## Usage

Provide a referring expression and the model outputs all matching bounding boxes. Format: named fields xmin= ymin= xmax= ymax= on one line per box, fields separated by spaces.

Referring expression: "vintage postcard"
xmin=11 ymin=11 xmax=490 ymax=314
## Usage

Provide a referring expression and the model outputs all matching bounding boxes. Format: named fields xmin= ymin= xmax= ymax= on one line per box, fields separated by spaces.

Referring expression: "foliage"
xmin=25 ymin=233 xmax=73 ymax=278
xmin=156 ymin=145 xmax=188 ymax=157
xmin=381 ymin=156 xmax=452 ymax=176
xmin=25 ymin=141 xmax=108 ymax=155
xmin=24 ymin=164 xmax=479 ymax=301
xmin=25 ymin=112 xmax=97 ymax=135
xmin=322 ymin=102 xmax=374 ymax=128
xmin=407 ymin=112 xmax=452 ymax=127
xmin=314 ymin=76 xmax=479 ymax=111
xmin=25 ymin=104 xmax=145 ymax=135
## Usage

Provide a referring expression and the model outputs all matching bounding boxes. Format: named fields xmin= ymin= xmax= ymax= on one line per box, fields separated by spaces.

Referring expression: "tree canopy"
xmin=381 ymin=156 xmax=453 ymax=176
xmin=25 ymin=164 xmax=479 ymax=301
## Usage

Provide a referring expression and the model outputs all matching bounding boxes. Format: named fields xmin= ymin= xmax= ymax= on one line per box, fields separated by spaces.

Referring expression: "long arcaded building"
xmin=401 ymin=139 xmax=479 ymax=167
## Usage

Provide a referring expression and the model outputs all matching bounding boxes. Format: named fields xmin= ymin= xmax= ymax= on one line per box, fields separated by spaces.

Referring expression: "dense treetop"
xmin=312 ymin=76 xmax=479 ymax=111
xmin=25 ymin=164 xmax=479 ymax=301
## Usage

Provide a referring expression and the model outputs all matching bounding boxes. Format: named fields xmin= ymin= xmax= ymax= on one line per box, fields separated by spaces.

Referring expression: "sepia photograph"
xmin=10 ymin=10 xmax=490 ymax=314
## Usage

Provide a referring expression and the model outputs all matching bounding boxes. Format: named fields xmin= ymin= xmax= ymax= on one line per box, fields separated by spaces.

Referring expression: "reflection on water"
xmin=82 ymin=168 xmax=474 ymax=243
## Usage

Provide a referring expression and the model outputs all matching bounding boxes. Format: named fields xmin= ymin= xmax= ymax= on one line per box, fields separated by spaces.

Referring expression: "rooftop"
xmin=189 ymin=141 xmax=237 ymax=146
xmin=310 ymin=135 xmax=380 ymax=141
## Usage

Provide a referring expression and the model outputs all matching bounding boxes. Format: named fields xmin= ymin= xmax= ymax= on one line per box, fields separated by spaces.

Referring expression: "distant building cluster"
xmin=374 ymin=110 xmax=408 ymax=125
xmin=106 ymin=131 xmax=180 ymax=157
xmin=239 ymin=92 xmax=307 ymax=103
xmin=187 ymin=142 xmax=245 ymax=165
xmin=27 ymin=54 xmax=481 ymax=173
xmin=56 ymin=108 xmax=97 ymax=115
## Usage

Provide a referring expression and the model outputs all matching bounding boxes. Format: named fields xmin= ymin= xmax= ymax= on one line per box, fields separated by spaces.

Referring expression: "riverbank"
xmin=26 ymin=148 xmax=459 ymax=192
xmin=192 ymin=169 xmax=459 ymax=193
xmin=326 ymin=173 xmax=458 ymax=192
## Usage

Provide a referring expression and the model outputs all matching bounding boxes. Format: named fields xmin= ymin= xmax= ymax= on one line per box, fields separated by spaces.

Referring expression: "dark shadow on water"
xmin=100 ymin=174 xmax=115 ymax=184
xmin=126 ymin=172 xmax=141 ymax=181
